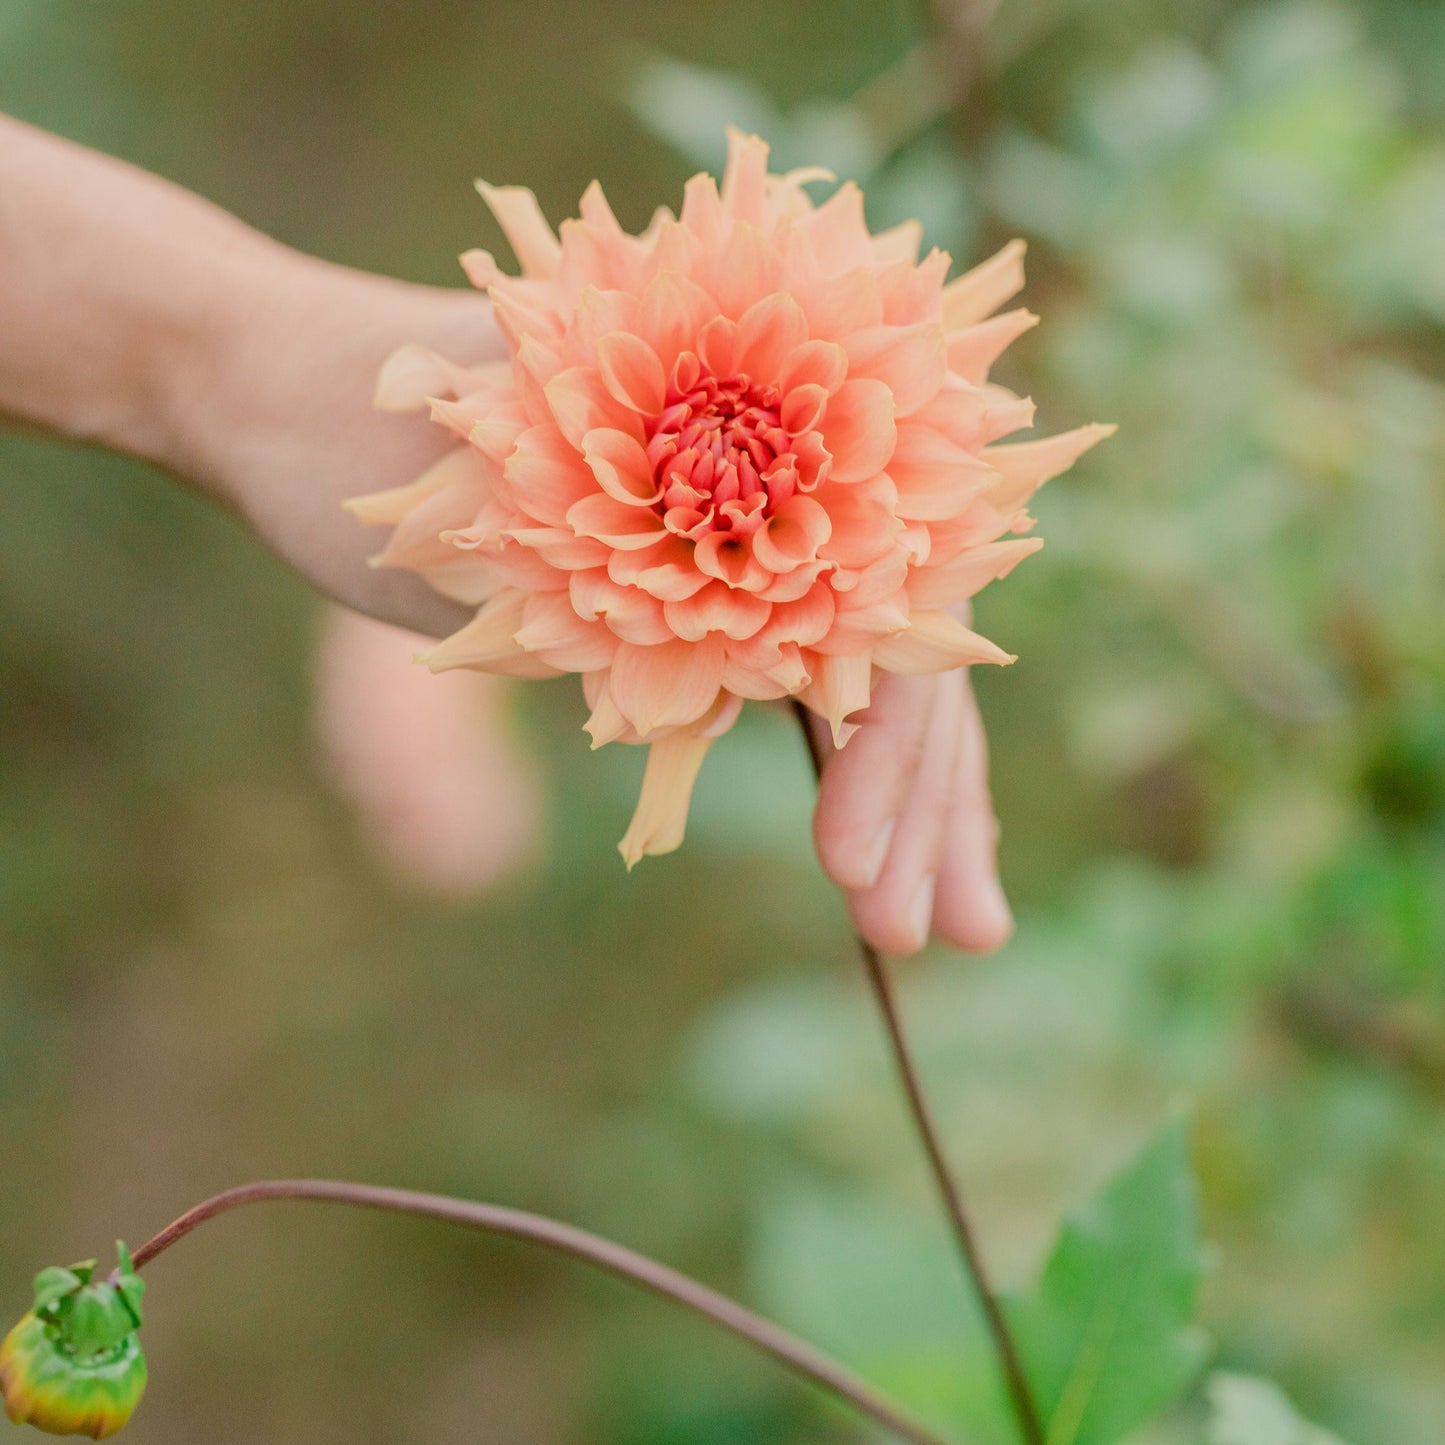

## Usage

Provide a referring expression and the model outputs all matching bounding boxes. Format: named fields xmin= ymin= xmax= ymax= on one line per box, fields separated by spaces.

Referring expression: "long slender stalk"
xmin=125 ymin=1178 xmax=955 ymax=1445
xmin=792 ymin=703 xmax=1045 ymax=1445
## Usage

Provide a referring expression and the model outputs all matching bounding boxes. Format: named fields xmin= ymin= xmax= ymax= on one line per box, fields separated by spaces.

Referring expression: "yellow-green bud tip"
xmin=0 ymin=1245 xmax=146 ymax=1438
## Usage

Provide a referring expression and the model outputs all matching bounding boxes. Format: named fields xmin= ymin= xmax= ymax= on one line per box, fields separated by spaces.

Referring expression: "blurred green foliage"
xmin=0 ymin=0 xmax=1441 ymax=1442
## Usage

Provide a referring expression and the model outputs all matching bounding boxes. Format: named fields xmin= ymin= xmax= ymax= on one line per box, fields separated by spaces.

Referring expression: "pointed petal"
xmin=608 ymin=635 xmax=726 ymax=735
xmin=476 ymin=180 xmax=562 ymax=278
xmin=982 ymin=422 xmax=1115 ymax=512
xmin=544 ymin=366 xmax=643 ymax=449
xmin=800 ymin=652 xmax=874 ymax=747
xmin=635 ymin=272 xmax=718 ymax=371
xmin=735 ymin=293 xmax=810 ymax=382
xmin=577 ymin=179 xmax=625 ymax=238
xmin=750 ymin=493 xmax=832 ymax=572
xmin=870 ymin=219 xmax=923 ymax=267
xmin=582 ymin=427 xmax=660 ymax=505
xmin=607 ymin=536 xmax=712 ymax=601
xmin=504 ymin=425 xmax=596 ymax=526
xmin=947 ymin=308 xmax=1039 ymax=384
xmin=878 ymin=247 xmax=950 ymax=325
xmin=567 ymin=492 xmax=668 ymax=550
xmin=469 ymin=403 xmax=528 ymax=464
xmin=663 ymin=580 xmax=771 ymax=641
xmin=501 ymin=524 xmax=611 ymax=570
xmin=805 ymin=182 xmax=872 ymax=274
xmin=511 ymin=589 xmax=618 ymax=670
xmin=618 ymin=728 xmax=714 ymax=867
xmin=459 ymin=248 xmax=507 ymax=290
xmin=373 ymin=345 xmax=486 ymax=412
xmin=420 ymin=591 xmax=562 ymax=678
xmin=872 ymin=610 xmax=1015 ymax=674
xmin=795 ymin=265 xmax=883 ymax=337
xmin=844 ymin=323 xmax=948 ymax=417
xmin=981 ymin=388 xmax=1037 ymax=443
xmin=595 ymin=332 xmax=667 ymax=415
xmin=889 ymin=422 xmax=996 ymax=520
xmin=721 ymin=128 xmax=771 ymax=225
xmin=680 ymin=170 xmax=726 ymax=250
xmin=941 ymin=239 xmax=1026 ymax=330
xmin=571 ymin=287 xmax=641 ymax=355
xmin=584 ymin=675 xmax=637 ymax=748
xmin=822 ymin=378 xmax=897 ymax=483
xmin=569 ymin=570 xmax=674 ymax=645
xmin=722 ymin=657 xmax=795 ymax=700
xmin=345 ymin=447 xmax=488 ymax=526
xmin=907 ymin=538 xmax=1044 ymax=609
xmin=711 ymin=223 xmax=783 ymax=319
xmin=778 ymin=339 xmax=849 ymax=397
xmin=811 ymin=600 xmax=910 ymax=655
xmin=371 ymin=478 xmax=497 ymax=573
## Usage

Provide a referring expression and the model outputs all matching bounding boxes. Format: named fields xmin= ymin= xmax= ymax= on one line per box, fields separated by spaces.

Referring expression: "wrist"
xmin=144 ymin=236 xmax=324 ymax=497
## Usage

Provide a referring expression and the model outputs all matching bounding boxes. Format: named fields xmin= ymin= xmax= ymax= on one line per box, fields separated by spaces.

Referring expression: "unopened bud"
xmin=0 ymin=1244 xmax=146 ymax=1438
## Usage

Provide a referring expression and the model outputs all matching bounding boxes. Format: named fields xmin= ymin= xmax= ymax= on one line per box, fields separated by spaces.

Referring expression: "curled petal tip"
xmin=459 ymin=248 xmax=504 ymax=290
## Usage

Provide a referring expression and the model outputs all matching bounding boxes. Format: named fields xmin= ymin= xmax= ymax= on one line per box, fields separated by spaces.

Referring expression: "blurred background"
xmin=2 ymin=0 xmax=1443 ymax=1440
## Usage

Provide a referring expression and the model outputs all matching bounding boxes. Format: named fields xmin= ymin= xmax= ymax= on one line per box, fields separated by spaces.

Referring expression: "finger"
xmin=931 ymin=679 xmax=1014 ymax=952
xmin=812 ymin=672 xmax=939 ymax=892
xmin=846 ymin=669 xmax=966 ymax=955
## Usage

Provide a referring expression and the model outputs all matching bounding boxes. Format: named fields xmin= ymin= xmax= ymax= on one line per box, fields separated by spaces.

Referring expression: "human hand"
xmin=809 ymin=664 xmax=1011 ymax=956
xmin=0 ymin=111 xmax=1011 ymax=957
xmin=188 ymin=252 xmax=1014 ymax=957
xmin=179 ymin=253 xmax=505 ymax=639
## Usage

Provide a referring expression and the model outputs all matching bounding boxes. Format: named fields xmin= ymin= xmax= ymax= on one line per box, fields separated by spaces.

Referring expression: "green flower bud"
xmin=0 ymin=1244 xmax=146 ymax=1439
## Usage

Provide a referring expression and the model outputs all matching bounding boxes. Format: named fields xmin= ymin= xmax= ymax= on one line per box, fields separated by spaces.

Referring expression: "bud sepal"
xmin=0 ymin=1244 xmax=146 ymax=1438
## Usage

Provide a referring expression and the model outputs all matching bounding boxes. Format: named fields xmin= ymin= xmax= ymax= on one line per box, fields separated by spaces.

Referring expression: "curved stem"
xmin=792 ymin=704 xmax=1045 ymax=1445
xmin=127 ymin=1178 xmax=956 ymax=1445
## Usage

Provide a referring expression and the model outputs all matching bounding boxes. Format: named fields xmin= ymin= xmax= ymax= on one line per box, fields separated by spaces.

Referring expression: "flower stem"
xmin=792 ymin=703 xmax=1046 ymax=1445
xmin=126 ymin=1178 xmax=955 ymax=1445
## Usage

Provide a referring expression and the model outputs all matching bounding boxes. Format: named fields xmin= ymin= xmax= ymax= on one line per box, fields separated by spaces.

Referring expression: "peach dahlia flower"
xmin=349 ymin=131 xmax=1111 ymax=865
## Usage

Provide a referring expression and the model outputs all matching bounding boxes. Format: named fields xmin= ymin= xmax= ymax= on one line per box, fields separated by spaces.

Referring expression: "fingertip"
xmin=816 ymin=814 xmax=895 ymax=893
xmin=848 ymin=878 xmax=933 ymax=958
xmin=935 ymin=874 xmax=1014 ymax=955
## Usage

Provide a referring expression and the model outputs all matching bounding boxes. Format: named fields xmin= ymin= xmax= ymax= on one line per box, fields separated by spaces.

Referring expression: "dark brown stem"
xmin=127 ymin=1178 xmax=955 ymax=1445
xmin=792 ymin=703 xmax=1045 ymax=1445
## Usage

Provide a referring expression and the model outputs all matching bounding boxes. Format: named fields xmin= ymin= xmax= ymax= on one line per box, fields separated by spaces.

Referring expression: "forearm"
xmin=0 ymin=115 xmax=494 ymax=634
xmin=0 ymin=115 xmax=276 ymax=470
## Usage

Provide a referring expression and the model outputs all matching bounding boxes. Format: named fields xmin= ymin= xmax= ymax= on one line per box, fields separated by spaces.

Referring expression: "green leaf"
xmin=1011 ymin=1118 xmax=1209 ymax=1445
xmin=1206 ymin=1374 xmax=1349 ymax=1445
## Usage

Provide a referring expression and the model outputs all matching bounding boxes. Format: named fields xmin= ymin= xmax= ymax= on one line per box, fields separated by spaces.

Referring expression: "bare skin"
xmin=0 ymin=114 xmax=1013 ymax=955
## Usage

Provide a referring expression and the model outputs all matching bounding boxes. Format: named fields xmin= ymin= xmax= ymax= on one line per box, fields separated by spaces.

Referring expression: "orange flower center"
xmin=644 ymin=355 xmax=797 ymax=543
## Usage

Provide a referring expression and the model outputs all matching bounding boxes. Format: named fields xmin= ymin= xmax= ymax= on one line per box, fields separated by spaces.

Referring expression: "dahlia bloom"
xmin=350 ymin=132 xmax=1110 ymax=864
